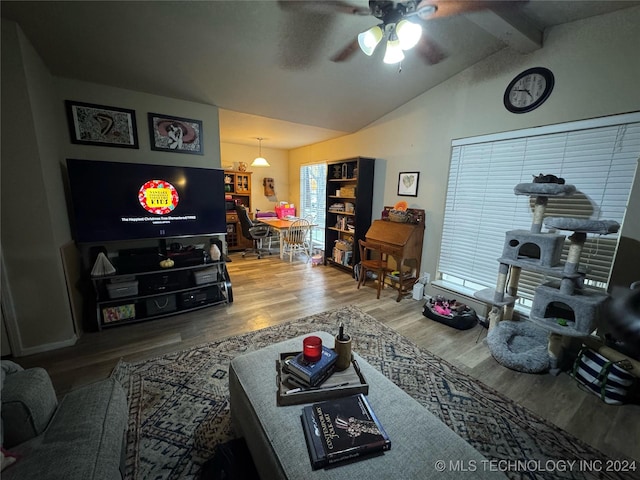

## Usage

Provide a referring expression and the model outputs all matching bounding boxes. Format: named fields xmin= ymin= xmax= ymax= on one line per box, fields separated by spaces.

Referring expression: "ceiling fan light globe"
xmin=357 ymin=25 xmax=383 ymax=56
xmin=416 ymin=3 xmax=437 ymax=20
xmin=396 ymin=20 xmax=422 ymax=51
xmin=383 ymin=38 xmax=404 ymax=64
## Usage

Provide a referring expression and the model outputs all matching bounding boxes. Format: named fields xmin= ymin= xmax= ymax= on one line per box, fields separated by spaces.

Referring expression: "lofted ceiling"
xmin=2 ymin=0 xmax=638 ymax=150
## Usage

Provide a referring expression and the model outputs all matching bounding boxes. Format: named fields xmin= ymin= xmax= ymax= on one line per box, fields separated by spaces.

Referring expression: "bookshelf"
xmin=324 ymin=157 xmax=375 ymax=273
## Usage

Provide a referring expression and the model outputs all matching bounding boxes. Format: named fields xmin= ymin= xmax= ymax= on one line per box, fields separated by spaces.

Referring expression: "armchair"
xmin=0 ymin=360 xmax=128 ymax=480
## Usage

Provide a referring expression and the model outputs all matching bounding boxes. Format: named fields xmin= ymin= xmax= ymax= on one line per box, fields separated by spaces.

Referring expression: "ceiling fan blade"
xmin=278 ymin=1 xmax=370 ymax=16
xmin=330 ymin=37 xmax=360 ymax=62
xmin=415 ymin=1 xmax=505 ymax=20
xmin=279 ymin=13 xmax=336 ymax=69
xmin=414 ymin=33 xmax=447 ymax=65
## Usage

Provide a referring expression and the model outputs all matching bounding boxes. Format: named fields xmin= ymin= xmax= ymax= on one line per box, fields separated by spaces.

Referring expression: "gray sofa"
xmin=1 ymin=360 xmax=128 ymax=479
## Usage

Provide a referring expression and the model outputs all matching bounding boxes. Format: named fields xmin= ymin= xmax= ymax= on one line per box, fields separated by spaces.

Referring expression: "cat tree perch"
xmin=475 ymin=179 xmax=619 ymax=374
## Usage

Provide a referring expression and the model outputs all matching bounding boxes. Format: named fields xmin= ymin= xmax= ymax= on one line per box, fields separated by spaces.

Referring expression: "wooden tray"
xmin=276 ymin=351 xmax=369 ymax=406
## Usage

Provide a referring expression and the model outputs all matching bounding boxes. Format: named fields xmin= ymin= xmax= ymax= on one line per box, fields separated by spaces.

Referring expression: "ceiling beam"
xmin=466 ymin=7 xmax=543 ymax=53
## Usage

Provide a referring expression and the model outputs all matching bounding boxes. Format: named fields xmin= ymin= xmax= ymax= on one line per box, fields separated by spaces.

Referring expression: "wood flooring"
xmin=14 ymin=252 xmax=640 ymax=465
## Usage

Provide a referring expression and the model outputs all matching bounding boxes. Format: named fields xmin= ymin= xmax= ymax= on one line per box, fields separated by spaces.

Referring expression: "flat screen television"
xmin=66 ymin=159 xmax=227 ymax=243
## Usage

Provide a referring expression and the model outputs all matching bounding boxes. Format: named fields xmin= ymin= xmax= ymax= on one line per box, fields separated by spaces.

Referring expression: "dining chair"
xmin=282 ymin=219 xmax=312 ymax=263
xmin=357 ymin=239 xmax=390 ymax=299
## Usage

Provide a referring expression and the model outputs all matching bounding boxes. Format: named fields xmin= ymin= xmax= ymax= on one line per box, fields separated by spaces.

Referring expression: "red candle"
xmin=303 ymin=336 xmax=323 ymax=363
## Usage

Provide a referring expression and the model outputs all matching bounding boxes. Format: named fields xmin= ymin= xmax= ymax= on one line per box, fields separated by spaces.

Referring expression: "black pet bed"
xmin=422 ymin=297 xmax=478 ymax=330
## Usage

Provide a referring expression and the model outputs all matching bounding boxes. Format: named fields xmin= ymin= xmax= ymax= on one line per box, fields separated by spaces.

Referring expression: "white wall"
xmin=56 ymin=80 xmax=221 ymax=170
xmin=289 ymin=7 xmax=640 ymax=285
xmin=220 ymin=142 xmax=290 ymax=212
xmin=1 ymin=20 xmax=76 ymax=355
xmin=1 ymin=19 xmax=222 ymax=355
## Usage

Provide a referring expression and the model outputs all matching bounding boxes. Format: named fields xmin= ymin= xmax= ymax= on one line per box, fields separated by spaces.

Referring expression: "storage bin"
xmin=106 ymin=280 xmax=138 ymax=299
xmin=340 ymin=187 xmax=356 ymax=197
xmin=275 ymin=206 xmax=296 ymax=218
xmin=102 ymin=304 xmax=135 ymax=323
xmin=145 ymin=294 xmax=177 ymax=316
xmin=194 ymin=267 xmax=220 ymax=285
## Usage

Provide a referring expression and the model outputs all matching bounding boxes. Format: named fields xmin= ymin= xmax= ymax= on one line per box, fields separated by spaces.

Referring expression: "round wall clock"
xmin=503 ymin=67 xmax=554 ymax=114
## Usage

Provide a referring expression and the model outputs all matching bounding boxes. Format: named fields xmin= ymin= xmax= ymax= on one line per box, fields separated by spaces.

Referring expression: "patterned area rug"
xmin=112 ymin=306 xmax=633 ymax=480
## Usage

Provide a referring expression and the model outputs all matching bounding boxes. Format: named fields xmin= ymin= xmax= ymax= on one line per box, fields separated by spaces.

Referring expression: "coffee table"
xmin=229 ymin=331 xmax=505 ymax=479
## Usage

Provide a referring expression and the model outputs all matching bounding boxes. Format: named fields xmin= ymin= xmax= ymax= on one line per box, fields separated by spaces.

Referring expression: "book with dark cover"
xmin=300 ymin=393 xmax=391 ymax=470
xmin=285 ymin=346 xmax=338 ymax=386
xmin=285 ymin=363 xmax=336 ymax=390
xmin=276 ymin=353 xmax=369 ymax=406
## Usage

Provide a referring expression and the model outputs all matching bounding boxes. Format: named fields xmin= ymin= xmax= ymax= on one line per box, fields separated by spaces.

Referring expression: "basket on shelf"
xmin=388 ymin=209 xmax=410 ymax=223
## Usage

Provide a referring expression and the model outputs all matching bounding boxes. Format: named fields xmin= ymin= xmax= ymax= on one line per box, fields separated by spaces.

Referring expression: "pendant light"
xmin=251 ymin=137 xmax=270 ymax=167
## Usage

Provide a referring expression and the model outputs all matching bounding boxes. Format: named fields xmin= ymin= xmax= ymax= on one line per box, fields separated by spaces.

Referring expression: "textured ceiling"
xmin=2 ymin=0 xmax=638 ymax=149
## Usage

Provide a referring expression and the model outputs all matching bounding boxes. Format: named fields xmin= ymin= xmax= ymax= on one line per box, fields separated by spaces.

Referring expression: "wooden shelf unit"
xmin=224 ymin=170 xmax=254 ymax=251
xmin=324 ymin=157 xmax=375 ymax=273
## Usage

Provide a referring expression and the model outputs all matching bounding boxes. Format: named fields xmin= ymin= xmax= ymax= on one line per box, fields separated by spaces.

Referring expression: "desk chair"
xmin=357 ymin=239 xmax=390 ymax=299
xmin=255 ymin=210 xmax=279 ymax=250
xmin=235 ymin=205 xmax=271 ymax=259
xmin=282 ymin=219 xmax=312 ymax=263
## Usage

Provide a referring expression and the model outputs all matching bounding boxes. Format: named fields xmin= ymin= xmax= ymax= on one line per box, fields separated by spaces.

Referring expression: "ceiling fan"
xmin=281 ymin=1 xmax=520 ymax=65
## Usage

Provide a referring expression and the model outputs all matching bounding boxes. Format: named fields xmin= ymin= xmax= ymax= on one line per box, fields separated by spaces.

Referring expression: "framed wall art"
xmin=148 ymin=113 xmax=203 ymax=155
xmin=65 ymin=100 xmax=138 ymax=148
xmin=397 ymin=172 xmax=420 ymax=197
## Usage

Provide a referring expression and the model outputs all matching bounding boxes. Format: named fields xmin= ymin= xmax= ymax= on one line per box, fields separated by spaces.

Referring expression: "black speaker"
xmin=139 ymin=270 xmax=190 ymax=294
xmin=178 ymin=286 xmax=223 ymax=308
xmin=116 ymin=253 xmax=161 ymax=273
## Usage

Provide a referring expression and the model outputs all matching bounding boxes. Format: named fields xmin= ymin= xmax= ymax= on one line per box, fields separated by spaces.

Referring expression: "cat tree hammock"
xmin=475 ymin=180 xmax=619 ymax=374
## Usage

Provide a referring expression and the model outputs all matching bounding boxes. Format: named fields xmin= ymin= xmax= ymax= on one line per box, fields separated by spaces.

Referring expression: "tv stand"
xmin=90 ymin=250 xmax=232 ymax=330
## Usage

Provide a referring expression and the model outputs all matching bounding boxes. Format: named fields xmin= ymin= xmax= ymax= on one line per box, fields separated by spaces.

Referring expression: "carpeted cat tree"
xmin=475 ymin=178 xmax=619 ymax=374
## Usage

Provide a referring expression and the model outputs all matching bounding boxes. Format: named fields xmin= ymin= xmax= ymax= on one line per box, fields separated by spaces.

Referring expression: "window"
xmin=438 ymin=113 xmax=640 ymax=309
xmin=300 ymin=163 xmax=327 ymax=250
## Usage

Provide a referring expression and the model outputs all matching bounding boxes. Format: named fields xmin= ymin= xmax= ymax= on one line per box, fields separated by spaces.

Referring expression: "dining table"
xmin=256 ymin=217 xmax=316 ymax=260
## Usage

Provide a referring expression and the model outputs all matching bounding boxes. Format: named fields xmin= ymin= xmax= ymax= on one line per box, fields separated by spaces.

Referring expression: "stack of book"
xmin=301 ymin=393 xmax=391 ymax=469
xmin=284 ymin=346 xmax=338 ymax=388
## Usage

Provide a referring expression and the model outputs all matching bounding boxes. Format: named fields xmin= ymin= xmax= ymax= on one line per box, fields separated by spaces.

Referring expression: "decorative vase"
xmin=238 ymin=162 xmax=248 ymax=172
xmin=210 ymin=244 xmax=221 ymax=261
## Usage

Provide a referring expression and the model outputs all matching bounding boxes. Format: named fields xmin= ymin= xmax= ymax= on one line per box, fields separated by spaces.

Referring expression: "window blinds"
xmin=300 ymin=163 xmax=328 ymax=249
xmin=439 ymin=114 xmax=640 ymax=305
